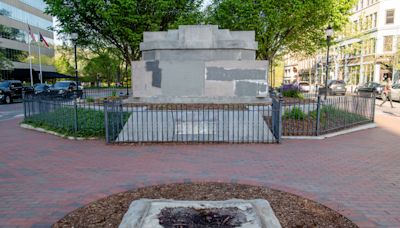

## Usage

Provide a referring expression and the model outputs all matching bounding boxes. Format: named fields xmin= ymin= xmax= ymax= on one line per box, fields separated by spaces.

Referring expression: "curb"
xmin=20 ymin=123 xmax=98 ymax=141
xmin=282 ymin=123 xmax=377 ymax=140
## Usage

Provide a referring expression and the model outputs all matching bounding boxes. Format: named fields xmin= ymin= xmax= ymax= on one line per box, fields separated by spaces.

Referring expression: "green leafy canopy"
xmin=44 ymin=0 xmax=203 ymax=64
xmin=206 ymin=0 xmax=357 ymax=61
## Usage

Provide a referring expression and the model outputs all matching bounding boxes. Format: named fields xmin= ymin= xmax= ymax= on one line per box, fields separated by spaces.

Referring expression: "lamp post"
xmin=324 ymin=25 xmax=334 ymax=100
xmin=71 ymin=33 xmax=79 ymax=94
xmin=70 ymin=32 xmax=79 ymax=133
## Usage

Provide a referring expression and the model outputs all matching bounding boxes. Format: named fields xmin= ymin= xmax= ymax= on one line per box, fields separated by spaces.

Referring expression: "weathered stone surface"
xmin=119 ymin=199 xmax=281 ymax=228
xmin=131 ymin=25 xmax=269 ymax=98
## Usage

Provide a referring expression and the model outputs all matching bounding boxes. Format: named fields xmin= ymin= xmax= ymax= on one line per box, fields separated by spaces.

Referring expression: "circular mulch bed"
xmin=53 ymin=183 xmax=357 ymax=228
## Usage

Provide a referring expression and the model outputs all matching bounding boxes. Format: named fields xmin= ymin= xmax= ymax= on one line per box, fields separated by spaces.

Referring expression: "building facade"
xmin=0 ymin=0 xmax=55 ymax=82
xmin=284 ymin=0 xmax=400 ymax=87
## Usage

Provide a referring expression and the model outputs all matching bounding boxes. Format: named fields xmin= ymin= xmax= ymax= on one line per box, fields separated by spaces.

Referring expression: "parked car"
xmin=34 ymin=83 xmax=51 ymax=95
xmin=390 ymin=84 xmax=400 ymax=101
xmin=0 ymin=80 xmax=33 ymax=104
xmin=49 ymin=81 xmax=83 ymax=98
xmin=298 ymin=81 xmax=311 ymax=93
xmin=319 ymin=80 xmax=346 ymax=96
xmin=355 ymin=82 xmax=384 ymax=97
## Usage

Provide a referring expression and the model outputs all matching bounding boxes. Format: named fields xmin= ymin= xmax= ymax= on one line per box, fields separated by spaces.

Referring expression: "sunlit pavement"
xmin=375 ymin=98 xmax=400 ymax=117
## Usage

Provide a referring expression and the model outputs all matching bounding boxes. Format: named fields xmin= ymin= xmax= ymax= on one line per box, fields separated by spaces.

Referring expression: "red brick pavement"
xmin=1 ymin=114 xmax=400 ymax=228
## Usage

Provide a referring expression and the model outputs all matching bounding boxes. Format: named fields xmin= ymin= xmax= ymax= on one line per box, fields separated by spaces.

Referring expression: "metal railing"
xmin=279 ymin=94 xmax=375 ymax=136
xmin=22 ymin=93 xmax=375 ymax=142
xmin=104 ymin=101 xmax=281 ymax=144
xmin=23 ymin=96 xmax=105 ymax=138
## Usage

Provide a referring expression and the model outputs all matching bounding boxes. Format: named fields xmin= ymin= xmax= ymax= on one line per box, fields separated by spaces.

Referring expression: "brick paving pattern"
xmin=0 ymin=114 xmax=399 ymax=228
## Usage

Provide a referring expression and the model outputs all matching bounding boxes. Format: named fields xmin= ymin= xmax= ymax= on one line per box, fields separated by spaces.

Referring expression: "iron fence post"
xmin=74 ymin=98 xmax=78 ymax=134
xmin=104 ymin=101 xmax=110 ymax=144
xmin=315 ymin=95 xmax=321 ymax=136
xmin=372 ymin=91 xmax=376 ymax=122
xmin=23 ymin=92 xmax=27 ymax=119
xmin=119 ymin=100 xmax=123 ymax=129
xmin=277 ymin=95 xmax=283 ymax=143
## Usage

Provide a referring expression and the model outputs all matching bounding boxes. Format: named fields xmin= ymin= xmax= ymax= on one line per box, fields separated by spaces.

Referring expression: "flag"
xmin=39 ymin=32 xmax=49 ymax=48
xmin=28 ymin=25 xmax=36 ymax=42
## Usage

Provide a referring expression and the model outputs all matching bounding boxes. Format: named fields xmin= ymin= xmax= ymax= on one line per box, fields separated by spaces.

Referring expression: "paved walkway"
xmin=1 ymin=114 xmax=400 ymax=228
xmin=375 ymin=99 xmax=400 ymax=117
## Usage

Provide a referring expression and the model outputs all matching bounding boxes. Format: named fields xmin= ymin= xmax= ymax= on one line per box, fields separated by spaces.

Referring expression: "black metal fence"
xmin=23 ymin=96 xmax=105 ymax=138
xmin=22 ymin=93 xmax=375 ymax=142
xmin=104 ymin=101 xmax=281 ymax=144
xmin=83 ymin=87 xmax=129 ymax=99
xmin=280 ymin=95 xmax=375 ymax=136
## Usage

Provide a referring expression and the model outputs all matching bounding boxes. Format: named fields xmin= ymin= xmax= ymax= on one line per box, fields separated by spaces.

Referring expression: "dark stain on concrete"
xmin=146 ymin=61 xmax=162 ymax=88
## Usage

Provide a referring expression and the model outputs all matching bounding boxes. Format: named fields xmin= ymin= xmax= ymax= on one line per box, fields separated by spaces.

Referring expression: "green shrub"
xmin=23 ymin=107 xmax=130 ymax=138
xmin=284 ymin=107 xmax=305 ymax=120
xmin=309 ymin=105 xmax=368 ymax=124
xmin=282 ymin=89 xmax=304 ymax=99
xmin=111 ymin=90 xmax=117 ymax=97
xmin=86 ymin=97 xmax=95 ymax=103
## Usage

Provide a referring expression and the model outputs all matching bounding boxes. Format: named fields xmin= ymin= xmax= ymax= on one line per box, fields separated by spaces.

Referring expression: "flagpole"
xmin=28 ymin=33 xmax=33 ymax=86
xmin=38 ymin=43 xmax=42 ymax=84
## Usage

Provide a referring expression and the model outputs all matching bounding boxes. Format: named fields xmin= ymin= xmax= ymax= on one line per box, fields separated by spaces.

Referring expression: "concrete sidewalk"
xmin=375 ymin=99 xmax=400 ymax=117
xmin=0 ymin=114 xmax=399 ymax=227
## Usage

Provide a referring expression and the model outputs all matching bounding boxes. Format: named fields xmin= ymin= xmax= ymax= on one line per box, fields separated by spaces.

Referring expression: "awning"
xmin=6 ymin=68 xmax=74 ymax=82
xmin=42 ymin=71 xmax=75 ymax=79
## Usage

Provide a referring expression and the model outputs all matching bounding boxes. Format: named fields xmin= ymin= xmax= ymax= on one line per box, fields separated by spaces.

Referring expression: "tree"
xmin=206 ymin=0 xmax=357 ymax=62
xmin=83 ymin=51 xmax=122 ymax=87
xmin=44 ymin=0 xmax=203 ymax=66
xmin=0 ymin=51 xmax=12 ymax=70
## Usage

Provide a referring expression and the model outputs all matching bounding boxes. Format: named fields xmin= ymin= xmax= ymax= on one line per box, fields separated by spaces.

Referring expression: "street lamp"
xmin=71 ymin=32 xmax=79 ymax=94
xmin=70 ymin=32 xmax=79 ymax=133
xmin=324 ymin=25 xmax=334 ymax=99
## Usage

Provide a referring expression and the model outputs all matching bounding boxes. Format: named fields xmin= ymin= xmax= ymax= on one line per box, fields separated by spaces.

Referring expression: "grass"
xmin=310 ymin=105 xmax=368 ymax=125
xmin=283 ymin=107 xmax=306 ymax=120
xmin=23 ymin=107 xmax=130 ymax=138
xmin=278 ymin=104 xmax=371 ymax=136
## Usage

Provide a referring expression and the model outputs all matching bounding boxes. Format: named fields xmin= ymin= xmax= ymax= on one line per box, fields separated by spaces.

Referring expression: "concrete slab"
xmin=119 ymin=199 xmax=281 ymax=228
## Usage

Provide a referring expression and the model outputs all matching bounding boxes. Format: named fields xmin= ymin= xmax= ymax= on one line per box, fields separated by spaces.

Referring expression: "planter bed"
xmin=53 ymin=183 xmax=356 ymax=228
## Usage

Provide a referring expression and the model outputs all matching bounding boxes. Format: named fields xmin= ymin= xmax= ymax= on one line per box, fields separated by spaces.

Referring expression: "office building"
xmin=0 ymin=0 xmax=55 ymax=83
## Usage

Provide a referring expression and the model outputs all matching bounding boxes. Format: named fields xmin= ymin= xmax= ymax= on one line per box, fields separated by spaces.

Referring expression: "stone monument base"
xmin=119 ymin=199 xmax=281 ymax=228
xmin=125 ymin=96 xmax=271 ymax=104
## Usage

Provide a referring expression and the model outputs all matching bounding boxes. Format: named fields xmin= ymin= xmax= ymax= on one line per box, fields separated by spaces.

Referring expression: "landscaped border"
xmin=52 ymin=182 xmax=357 ymax=228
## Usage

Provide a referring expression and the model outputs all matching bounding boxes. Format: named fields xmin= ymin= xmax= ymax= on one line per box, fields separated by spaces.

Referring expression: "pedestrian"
xmin=380 ymin=78 xmax=394 ymax=108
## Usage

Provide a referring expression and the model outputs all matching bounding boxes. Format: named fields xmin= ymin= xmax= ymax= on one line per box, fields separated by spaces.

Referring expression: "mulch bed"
xmin=264 ymin=114 xmax=370 ymax=136
xmin=52 ymin=183 xmax=357 ymax=228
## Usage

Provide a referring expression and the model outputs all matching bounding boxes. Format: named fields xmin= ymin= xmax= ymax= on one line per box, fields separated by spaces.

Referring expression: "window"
xmin=384 ymin=36 xmax=393 ymax=52
xmin=386 ymin=9 xmax=395 ymax=24
xmin=354 ymin=20 xmax=358 ymax=32
xmin=0 ymin=25 xmax=54 ymax=46
xmin=0 ymin=2 xmax=52 ymax=31
xmin=18 ymin=0 xmax=47 ymax=11
xmin=374 ymin=12 xmax=377 ymax=27
xmin=364 ymin=38 xmax=376 ymax=54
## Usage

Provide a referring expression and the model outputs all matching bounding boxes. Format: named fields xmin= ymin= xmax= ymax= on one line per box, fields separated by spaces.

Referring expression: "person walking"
xmin=380 ymin=78 xmax=394 ymax=108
